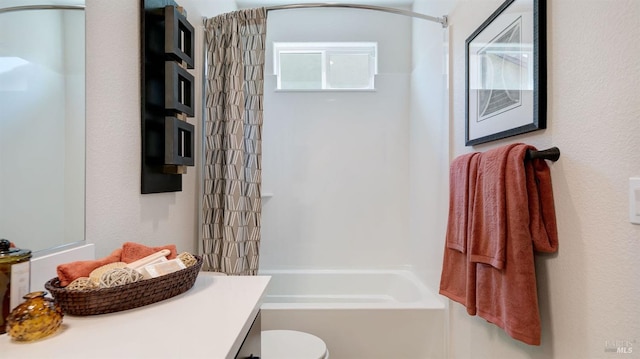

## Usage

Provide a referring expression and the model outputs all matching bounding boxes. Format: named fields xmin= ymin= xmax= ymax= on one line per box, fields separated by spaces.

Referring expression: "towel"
xmin=56 ymin=249 xmax=123 ymax=287
xmin=445 ymin=152 xmax=479 ymax=253
xmin=472 ymin=144 xmax=559 ymax=345
xmin=120 ymin=242 xmax=177 ymax=263
xmin=56 ymin=243 xmax=179 ymax=287
xmin=439 ymin=152 xmax=480 ymax=314
xmin=439 ymin=143 xmax=559 ymax=345
xmin=468 ymin=143 xmax=519 ymax=269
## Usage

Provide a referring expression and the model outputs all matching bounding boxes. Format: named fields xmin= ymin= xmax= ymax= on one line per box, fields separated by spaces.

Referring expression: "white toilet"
xmin=262 ymin=330 xmax=329 ymax=359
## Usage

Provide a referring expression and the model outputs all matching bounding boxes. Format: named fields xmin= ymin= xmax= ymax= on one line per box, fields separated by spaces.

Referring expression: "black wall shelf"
xmin=141 ymin=0 xmax=195 ymax=194
xmin=165 ymin=116 xmax=194 ymax=166
xmin=165 ymin=61 xmax=194 ymax=116
xmin=164 ymin=5 xmax=194 ymax=69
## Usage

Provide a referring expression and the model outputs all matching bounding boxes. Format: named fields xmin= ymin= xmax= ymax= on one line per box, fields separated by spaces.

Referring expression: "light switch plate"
xmin=629 ymin=178 xmax=640 ymax=224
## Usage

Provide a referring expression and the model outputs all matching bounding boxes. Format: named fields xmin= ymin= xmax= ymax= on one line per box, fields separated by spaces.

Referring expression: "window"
xmin=274 ymin=42 xmax=378 ymax=91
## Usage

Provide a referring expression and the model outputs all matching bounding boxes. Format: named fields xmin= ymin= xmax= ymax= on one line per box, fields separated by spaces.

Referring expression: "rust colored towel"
xmin=120 ymin=242 xmax=177 ymax=263
xmin=56 ymin=249 xmax=123 ymax=287
xmin=439 ymin=152 xmax=480 ymax=314
xmin=472 ymin=144 xmax=558 ymax=345
xmin=468 ymin=143 xmax=519 ymax=269
xmin=56 ymin=243 xmax=178 ymax=287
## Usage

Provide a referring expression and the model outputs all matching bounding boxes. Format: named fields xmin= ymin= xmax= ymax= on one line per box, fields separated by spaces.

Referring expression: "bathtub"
xmin=259 ymin=269 xmax=446 ymax=359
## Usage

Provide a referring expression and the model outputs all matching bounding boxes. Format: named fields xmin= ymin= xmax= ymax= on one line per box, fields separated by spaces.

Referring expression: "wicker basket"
xmin=45 ymin=255 xmax=203 ymax=316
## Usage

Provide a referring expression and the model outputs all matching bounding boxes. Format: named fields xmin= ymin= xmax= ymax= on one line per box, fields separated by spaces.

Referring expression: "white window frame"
xmin=273 ymin=42 xmax=378 ymax=91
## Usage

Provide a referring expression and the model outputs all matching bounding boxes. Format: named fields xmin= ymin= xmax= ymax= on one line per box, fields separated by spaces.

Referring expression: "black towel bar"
xmin=526 ymin=147 xmax=560 ymax=162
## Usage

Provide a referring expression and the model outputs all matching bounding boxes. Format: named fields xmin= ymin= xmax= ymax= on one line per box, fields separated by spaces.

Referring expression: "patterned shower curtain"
xmin=202 ymin=8 xmax=266 ymax=275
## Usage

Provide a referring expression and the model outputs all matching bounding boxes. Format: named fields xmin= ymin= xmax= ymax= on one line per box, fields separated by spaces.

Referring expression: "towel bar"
xmin=525 ymin=147 xmax=560 ymax=162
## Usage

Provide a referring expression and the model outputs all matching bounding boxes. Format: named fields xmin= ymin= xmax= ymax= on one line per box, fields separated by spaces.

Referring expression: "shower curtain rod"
xmin=0 ymin=5 xmax=84 ymax=14
xmin=265 ymin=3 xmax=448 ymax=28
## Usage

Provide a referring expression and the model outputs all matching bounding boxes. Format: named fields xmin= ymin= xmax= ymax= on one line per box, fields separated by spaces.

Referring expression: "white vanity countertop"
xmin=1 ymin=273 xmax=271 ymax=359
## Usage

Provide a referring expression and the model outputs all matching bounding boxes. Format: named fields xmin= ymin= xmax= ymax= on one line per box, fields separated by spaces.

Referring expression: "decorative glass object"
xmin=6 ymin=291 xmax=63 ymax=342
xmin=0 ymin=239 xmax=32 ymax=335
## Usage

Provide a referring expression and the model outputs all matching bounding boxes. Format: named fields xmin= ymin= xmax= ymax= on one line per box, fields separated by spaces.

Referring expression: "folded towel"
xmin=527 ymin=158 xmax=559 ymax=253
xmin=445 ymin=152 xmax=479 ymax=253
xmin=473 ymin=144 xmax=559 ymax=345
xmin=120 ymin=242 xmax=177 ymax=263
xmin=56 ymin=249 xmax=123 ymax=287
xmin=56 ymin=243 xmax=179 ymax=287
xmin=439 ymin=152 xmax=480 ymax=314
xmin=440 ymin=144 xmax=559 ymax=345
xmin=469 ymin=143 xmax=519 ymax=269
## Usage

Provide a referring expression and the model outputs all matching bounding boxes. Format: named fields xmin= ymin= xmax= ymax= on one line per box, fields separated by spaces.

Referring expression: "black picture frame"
xmin=465 ymin=0 xmax=546 ymax=146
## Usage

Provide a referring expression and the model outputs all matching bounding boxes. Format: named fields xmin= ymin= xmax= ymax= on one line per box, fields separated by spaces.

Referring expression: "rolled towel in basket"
xmin=56 ymin=243 xmax=178 ymax=287
xmin=56 ymin=248 xmax=123 ymax=287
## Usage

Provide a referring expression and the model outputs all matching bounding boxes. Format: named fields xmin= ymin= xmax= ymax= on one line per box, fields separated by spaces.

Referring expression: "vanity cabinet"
xmin=1 ymin=273 xmax=270 ymax=359
xmin=235 ymin=311 xmax=262 ymax=358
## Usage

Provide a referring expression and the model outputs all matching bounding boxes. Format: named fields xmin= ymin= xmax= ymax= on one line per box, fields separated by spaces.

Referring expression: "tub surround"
xmin=1 ymin=273 xmax=270 ymax=359
xmin=261 ymin=268 xmax=444 ymax=309
xmin=260 ymin=269 xmax=445 ymax=358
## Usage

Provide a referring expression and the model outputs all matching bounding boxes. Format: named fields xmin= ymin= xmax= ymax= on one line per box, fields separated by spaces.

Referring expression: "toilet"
xmin=262 ymin=330 xmax=329 ymax=359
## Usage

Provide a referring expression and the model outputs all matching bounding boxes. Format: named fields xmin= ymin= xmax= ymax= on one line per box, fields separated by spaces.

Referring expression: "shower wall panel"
xmin=261 ymin=8 xmax=413 ymax=269
xmin=408 ymin=0 xmax=451 ymax=290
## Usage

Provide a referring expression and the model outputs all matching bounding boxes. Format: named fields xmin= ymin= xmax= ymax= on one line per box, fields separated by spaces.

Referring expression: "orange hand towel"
xmin=120 ymin=242 xmax=177 ymax=263
xmin=56 ymin=248 xmax=122 ymax=287
xmin=473 ymin=144 xmax=559 ymax=345
xmin=439 ymin=152 xmax=480 ymax=314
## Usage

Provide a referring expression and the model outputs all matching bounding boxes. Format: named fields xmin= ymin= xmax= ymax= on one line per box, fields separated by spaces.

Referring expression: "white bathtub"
xmin=259 ymin=269 xmax=446 ymax=359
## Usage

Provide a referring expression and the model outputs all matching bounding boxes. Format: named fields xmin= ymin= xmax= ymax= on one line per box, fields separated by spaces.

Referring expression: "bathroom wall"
xmin=84 ymin=0 xmax=449 ymax=281
xmin=259 ymin=8 xmax=414 ymax=270
xmin=83 ymin=0 xmax=235 ymax=257
xmin=83 ymin=2 xmax=640 ymax=357
xmin=446 ymin=0 xmax=640 ymax=357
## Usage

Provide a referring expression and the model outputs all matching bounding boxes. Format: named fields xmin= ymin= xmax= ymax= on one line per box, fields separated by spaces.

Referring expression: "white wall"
xmin=447 ymin=0 xmax=640 ymax=357
xmin=83 ymin=0 xmax=224 ymax=258
xmin=259 ymin=8 xmax=413 ymax=270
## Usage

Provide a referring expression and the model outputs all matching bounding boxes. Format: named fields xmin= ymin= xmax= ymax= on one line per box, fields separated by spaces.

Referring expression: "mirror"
xmin=0 ymin=2 xmax=85 ymax=255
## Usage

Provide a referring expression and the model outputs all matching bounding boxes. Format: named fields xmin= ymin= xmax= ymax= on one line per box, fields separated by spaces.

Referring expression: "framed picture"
xmin=465 ymin=0 xmax=546 ymax=146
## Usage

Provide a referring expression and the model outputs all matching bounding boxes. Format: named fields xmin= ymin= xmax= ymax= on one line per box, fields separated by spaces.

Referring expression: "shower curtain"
xmin=202 ymin=8 xmax=266 ymax=275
